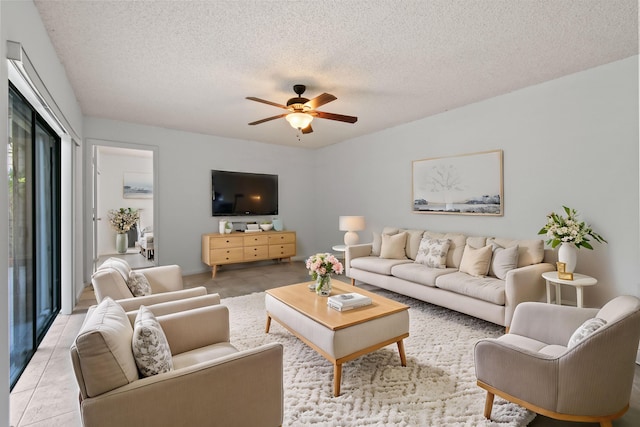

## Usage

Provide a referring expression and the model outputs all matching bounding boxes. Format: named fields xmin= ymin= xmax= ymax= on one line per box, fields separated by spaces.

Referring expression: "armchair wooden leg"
xmin=484 ymin=391 xmax=495 ymax=419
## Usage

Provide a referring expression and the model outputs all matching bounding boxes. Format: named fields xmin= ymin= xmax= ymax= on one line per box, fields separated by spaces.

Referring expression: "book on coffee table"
xmin=327 ymin=292 xmax=372 ymax=311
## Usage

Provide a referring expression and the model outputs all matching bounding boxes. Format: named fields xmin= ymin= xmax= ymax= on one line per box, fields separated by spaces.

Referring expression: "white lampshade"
xmin=285 ymin=112 xmax=313 ymax=130
xmin=339 ymin=216 xmax=365 ymax=246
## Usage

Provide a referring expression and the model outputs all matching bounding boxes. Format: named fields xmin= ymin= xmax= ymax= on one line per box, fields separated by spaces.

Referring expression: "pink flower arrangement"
xmin=305 ymin=252 xmax=344 ymax=280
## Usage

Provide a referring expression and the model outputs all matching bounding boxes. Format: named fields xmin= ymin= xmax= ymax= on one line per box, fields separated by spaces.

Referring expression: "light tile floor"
xmin=9 ymin=260 xmax=640 ymax=426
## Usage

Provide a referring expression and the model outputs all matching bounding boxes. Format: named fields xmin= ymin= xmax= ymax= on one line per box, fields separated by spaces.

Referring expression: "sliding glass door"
xmin=8 ymin=84 xmax=61 ymax=389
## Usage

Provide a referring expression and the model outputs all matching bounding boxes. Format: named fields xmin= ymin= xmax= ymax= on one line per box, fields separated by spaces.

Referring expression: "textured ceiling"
xmin=34 ymin=1 xmax=638 ymax=149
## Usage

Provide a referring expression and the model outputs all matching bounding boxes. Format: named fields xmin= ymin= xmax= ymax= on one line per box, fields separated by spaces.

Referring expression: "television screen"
xmin=211 ymin=170 xmax=278 ymax=216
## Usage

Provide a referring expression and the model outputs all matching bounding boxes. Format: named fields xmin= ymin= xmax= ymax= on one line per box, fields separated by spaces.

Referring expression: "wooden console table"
xmin=202 ymin=231 xmax=296 ymax=278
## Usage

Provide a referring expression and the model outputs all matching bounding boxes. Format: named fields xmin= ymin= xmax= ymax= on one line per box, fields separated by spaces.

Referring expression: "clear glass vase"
xmin=315 ymin=274 xmax=332 ymax=296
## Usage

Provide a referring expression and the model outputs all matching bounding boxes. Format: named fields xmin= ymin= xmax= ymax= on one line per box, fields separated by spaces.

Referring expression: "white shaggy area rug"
xmin=221 ymin=290 xmax=535 ymax=426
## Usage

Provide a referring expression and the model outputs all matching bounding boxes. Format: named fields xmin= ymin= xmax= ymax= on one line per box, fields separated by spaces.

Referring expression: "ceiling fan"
xmin=246 ymin=84 xmax=358 ymax=134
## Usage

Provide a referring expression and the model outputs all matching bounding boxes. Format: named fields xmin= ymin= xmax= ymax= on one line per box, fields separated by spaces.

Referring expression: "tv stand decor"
xmin=202 ymin=231 xmax=296 ymax=278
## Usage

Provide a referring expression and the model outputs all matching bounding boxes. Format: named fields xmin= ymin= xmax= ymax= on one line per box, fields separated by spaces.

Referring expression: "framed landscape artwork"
xmin=123 ymin=172 xmax=153 ymax=199
xmin=412 ymin=150 xmax=503 ymax=216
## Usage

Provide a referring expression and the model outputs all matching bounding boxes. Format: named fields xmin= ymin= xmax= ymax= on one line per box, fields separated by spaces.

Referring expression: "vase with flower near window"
xmin=108 ymin=208 xmax=140 ymax=254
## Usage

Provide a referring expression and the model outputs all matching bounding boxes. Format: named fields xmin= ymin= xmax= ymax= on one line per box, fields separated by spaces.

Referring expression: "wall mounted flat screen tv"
xmin=211 ymin=170 xmax=278 ymax=216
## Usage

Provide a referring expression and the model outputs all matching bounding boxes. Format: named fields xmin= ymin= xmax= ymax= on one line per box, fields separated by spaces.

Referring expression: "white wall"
xmin=315 ymin=57 xmax=639 ymax=308
xmin=96 ymin=149 xmax=154 ymax=255
xmin=1 ymin=1 xmax=84 ymax=425
xmin=83 ymin=119 xmax=319 ymax=274
xmin=83 ymin=58 xmax=639 ymax=307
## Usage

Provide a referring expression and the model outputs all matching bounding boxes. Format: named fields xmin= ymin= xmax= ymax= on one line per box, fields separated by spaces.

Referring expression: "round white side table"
xmin=541 ymin=271 xmax=597 ymax=308
xmin=332 ymin=245 xmax=346 ymax=259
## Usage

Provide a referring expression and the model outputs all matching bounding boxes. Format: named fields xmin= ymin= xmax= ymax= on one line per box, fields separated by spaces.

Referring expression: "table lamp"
xmin=339 ymin=216 xmax=365 ymax=246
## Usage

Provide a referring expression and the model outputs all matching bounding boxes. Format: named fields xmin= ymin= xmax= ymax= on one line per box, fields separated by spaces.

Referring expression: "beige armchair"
xmin=474 ymin=295 xmax=640 ymax=427
xmin=71 ymin=296 xmax=284 ymax=427
xmin=91 ymin=257 xmax=207 ymax=311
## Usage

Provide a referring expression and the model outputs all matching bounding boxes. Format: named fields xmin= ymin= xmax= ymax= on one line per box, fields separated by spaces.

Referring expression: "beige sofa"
xmin=346 ymin=227 xmax=555 ymax=328
xmin=71 ymin=296 xmax=284 ymax=427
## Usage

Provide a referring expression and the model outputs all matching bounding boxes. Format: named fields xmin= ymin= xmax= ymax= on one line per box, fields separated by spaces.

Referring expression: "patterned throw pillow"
xmin=568 ymin=318 xmax=607 ymax=348
xmin=132 ymin=305 xmax=173 ymax=377
xmin=127 ymin=271 xmax=152 ymax=297
xmin=415 ymin=238 xmax=451 ymax=269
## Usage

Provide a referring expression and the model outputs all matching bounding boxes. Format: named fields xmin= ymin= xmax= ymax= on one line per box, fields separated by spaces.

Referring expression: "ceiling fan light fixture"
xmin=285 ymin=112 xmax=313 ymax=130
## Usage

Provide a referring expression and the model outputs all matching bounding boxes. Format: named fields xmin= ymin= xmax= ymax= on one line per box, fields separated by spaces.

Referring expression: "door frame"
xmin=83 ymin=138 xmax=159 ymax=282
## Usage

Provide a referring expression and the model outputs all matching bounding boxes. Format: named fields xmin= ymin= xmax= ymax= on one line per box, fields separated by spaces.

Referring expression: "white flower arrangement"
xmin=107 ymin=208 xmax=139 ymax=234
xmin=538 ymin=206 xmax=606 ymax=250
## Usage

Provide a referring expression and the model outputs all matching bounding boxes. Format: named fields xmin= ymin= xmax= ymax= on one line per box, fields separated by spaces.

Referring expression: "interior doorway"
xmin=89 ymin=142 xmax=158 ymax=273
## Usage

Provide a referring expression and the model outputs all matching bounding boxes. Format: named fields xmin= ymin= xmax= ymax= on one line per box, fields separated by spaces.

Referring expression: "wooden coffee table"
xmin=265 ymin=280 xmax=409 ymax=396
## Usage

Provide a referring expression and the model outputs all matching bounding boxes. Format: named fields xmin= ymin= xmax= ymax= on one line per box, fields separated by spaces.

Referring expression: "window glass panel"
xmin=8 ymin=88 xmax=35 ymax=386
xmin=8 ymin=85 xmax=61 ymax=389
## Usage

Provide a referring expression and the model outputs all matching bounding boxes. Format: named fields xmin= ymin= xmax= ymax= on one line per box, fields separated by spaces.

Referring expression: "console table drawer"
xmin=243 ymin=235 xmax=269 ymax=246
xmin=210 ymin=248 xmax=244 ymax=263
xmin=211 ymin=236 xmax=244 ymax=249
xmin=244 ymin=246 xmax=269 ymax=260
xmin=269 ymin=243 xmax=296 ymax=258
xmin=269 ymin=233 xmax=296 ymax=245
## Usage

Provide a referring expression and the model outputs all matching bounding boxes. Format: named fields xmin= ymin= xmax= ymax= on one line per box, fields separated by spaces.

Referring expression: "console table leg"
xmin=265 ymin=315 xmax=272 ymax=333
xmin=211 ymin=265 xmax=218 ymax=278
xmin=333 ymin=363 xmax=342 ymax=397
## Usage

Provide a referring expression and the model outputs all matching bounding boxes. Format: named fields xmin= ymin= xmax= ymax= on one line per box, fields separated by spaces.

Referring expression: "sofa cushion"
xmin=391 ymin=263 xmax=457 ymax=287
xmin=487 ymin=238 xmax=544 ymax=267
xmin=415 ymin=238 xmax=450 ymax=269
xmin=98 ymin=257 xmax=132 ymax=281
xmin=127 ymin=270 xmax=152 ymax=297
xmin=435 ymin=271 xmax=506 ymax=305
xmin=91 ymin=268 xmax=134 ymax=301
xmin=371 ymin=227 xmax=401 ymax=256
xmin=423 ymin=231 xmax=466 ymax=268
xmin=380 ymin=232 xmax=408 ymax=259
xmin=172 ymin=342 xmax=239 ymax=369
xmin=73 ymin=297 xmax=138 ymax=397
xmin=466 ymin=236 xmax=487 ymax=249
xmin=132 ymin=305 xmax=173 ymax=377
xmin=497 ymin=334 xmax=566 ymax=356
xmin=404 ymin=229 xmax=426 ymax=260
xmin=459 ymin=244 xmax=492 ymax=277
xmin=350 ymin=256 xmax=412 ymax=275
xmin=489 ymin=244 xmax=520 ymax=279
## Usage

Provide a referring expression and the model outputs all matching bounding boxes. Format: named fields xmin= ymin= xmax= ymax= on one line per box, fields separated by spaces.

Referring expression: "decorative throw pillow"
xmin=459 ymin=244 xmax=493 ymax=277
xmin=127 ymin=271 xmax=152 ymax=297
xmin=568 ymin=318 xmax=607 ymax=348
xmin=132 ymin=305 xmax=173 ymax=377
xmin=372 ymin=227 xmax=401 ymax=256
xmin=489 ymin=244 xmax=519 ymax=279
xmin=415 ymin=238 xmax=451 ymax=269
xmin=380 ymin=232 xmax=408 ymax=259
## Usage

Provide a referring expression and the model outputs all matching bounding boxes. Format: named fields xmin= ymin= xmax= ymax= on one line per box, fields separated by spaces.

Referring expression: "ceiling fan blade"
xmin=304 ymin=93 xmax=337 ymax=110
xmin=314 ymin=111 xmax=358 ymax=123
xmin=248 ymin=113 xmax=288 ymax=125
xmin=301 ymin=124 xmax=313 ymax=134
xmin=246 ymin=97 xmax=290 ymax=110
